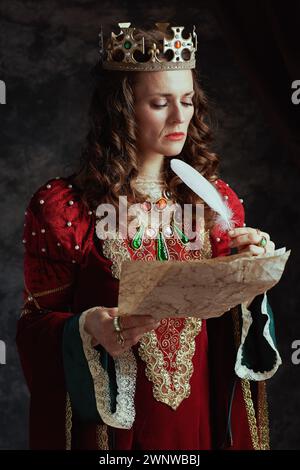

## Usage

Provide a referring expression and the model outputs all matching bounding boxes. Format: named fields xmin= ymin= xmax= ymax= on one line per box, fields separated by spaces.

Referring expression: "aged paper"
xmin=118 ymin=248 xmax=291 ymax=319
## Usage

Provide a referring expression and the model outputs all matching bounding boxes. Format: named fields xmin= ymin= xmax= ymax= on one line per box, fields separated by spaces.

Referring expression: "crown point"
xmin=118 ymin=22 xmax=131 ymax=29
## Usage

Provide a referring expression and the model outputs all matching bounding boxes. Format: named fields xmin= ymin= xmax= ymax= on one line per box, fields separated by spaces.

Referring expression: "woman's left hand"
xmin=228 ymin=227 xmax=275 ymax=256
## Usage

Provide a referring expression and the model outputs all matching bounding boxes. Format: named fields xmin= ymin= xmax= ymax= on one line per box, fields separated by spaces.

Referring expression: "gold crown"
xmin=99 ymin=22 xmax=197 ymax=71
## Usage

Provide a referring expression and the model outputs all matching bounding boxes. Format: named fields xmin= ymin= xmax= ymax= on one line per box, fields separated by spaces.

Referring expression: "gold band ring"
xmin=113 ymin=316 xmax=122 ymax=332
xmin=116 ymin=331 xmax=125 ymax=347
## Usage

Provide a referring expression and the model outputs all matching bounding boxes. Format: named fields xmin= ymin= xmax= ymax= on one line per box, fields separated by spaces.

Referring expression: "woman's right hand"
xmin=83 ymin=306 xmax=160 ymax=357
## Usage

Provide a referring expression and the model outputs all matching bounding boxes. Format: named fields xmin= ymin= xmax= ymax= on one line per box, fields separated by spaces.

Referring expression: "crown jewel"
xmin=99 ymin=22 xmax=197 ymax=71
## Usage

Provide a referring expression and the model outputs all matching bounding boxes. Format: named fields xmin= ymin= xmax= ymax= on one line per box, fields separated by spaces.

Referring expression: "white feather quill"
xmin=170 ymin=159 xmax=234 ymax=232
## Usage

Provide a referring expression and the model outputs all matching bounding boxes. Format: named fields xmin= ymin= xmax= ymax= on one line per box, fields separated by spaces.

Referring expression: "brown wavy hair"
xmin=73 ymin=26 xmax=220 ymax=230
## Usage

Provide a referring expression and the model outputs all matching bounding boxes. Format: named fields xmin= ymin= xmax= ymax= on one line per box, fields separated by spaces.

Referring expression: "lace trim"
xmin=138 ymin=317 xmax=202 ymax=410
xmin=65 ymin=392 xmax=72 ymax=450
xmin=235 ymin=292 xmax=282 ymax=380
xmin=96 ymin=424 xmax=109 ymax=450
xmin=79 ymin=309 xmax=137 ymax=429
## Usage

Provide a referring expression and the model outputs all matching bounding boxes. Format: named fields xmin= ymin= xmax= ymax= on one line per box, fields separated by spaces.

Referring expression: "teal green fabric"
xmin=240 ymin=294 xmax=278 ymax=373
xmin=63 ymin=314 xmax=117 ymax=423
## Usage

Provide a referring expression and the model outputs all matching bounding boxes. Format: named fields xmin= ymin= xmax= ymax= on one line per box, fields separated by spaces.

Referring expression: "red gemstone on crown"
xmin=174 ymin=40 xmax=181 ymax=49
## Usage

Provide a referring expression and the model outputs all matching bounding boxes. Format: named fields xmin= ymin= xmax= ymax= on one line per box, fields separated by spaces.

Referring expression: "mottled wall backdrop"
xmin=0 ymin=0 xmax=299 ymax=449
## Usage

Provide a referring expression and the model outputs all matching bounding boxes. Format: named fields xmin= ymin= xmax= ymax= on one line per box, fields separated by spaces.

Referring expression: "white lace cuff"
xmin=79 ymin=308 xmax=137 ymax=429
xmin=235 ymin=292 xmax=282 ymax=380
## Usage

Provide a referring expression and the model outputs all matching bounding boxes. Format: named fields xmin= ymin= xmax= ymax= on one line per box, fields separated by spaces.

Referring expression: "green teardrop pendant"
xmin=156 ymin=230 xmax=169 ymax=261
xmin=131 ymin=224 xmax=145 ymax=250
xmin=173 ymin=222 xmax=190 ymax=245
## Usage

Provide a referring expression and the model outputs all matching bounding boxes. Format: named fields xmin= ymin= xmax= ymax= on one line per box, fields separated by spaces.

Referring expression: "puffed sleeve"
xmin=210 ymin=178 xmax=245 ymax=257
xmin=16 ymin=177 xmax=94 ymax=449
xmin=210 ymin=178 xmax=282 ymax=380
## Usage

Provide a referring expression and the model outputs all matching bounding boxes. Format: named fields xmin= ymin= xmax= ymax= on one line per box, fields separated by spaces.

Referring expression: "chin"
xmin=163 ymin=146 xmax=185 ymax=157
xmin=163 ymin=142 xmax=184 ymax=157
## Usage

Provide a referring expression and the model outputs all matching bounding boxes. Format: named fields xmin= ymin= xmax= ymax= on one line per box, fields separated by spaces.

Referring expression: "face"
xmin=133 ymin=70 xmax=194 ymax=160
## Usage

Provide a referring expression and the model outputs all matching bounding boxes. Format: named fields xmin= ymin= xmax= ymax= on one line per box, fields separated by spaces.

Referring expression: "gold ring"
xmin=116 ymin=331 xmax=125 ymax=347
xmin=113 ymin=316 xmax=122 ymax=332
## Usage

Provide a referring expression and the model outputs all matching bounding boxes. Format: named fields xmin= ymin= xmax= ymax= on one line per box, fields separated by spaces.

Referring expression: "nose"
xmin=170 ymin=103 xmax=185 ymax=124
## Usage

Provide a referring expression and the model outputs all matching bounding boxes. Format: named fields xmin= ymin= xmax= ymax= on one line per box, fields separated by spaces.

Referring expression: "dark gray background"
xmin=0 ymin=0 xmax=299 ymax=449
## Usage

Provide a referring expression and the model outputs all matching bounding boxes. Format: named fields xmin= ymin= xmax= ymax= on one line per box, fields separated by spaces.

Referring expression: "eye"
xmin=151 ymin=102 xmax=193 ymax=109
xmin=151 ymin=103 xmax=168 ymax=108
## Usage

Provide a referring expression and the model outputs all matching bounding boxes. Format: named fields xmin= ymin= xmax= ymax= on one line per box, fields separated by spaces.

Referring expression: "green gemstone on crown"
xmin=124 ymin=41 xmax=132 ymax=50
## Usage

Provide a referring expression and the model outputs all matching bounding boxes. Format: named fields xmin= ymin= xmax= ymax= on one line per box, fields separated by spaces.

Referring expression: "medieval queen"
xmin=17 ymin=22 xmax=280 ymax=450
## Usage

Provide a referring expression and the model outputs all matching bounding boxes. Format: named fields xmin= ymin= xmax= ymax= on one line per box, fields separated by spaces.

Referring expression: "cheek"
xmin=136 ymin=109 xmax=165 ymax=136
xmin=187 ymin=108 xmax=194 ymax=124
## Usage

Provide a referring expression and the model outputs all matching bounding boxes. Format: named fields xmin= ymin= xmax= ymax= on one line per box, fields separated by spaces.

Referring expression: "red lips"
xmin=165 ymin=132 xmax=185 ymax=137
xmin=165 ymin=132 xmax=185 ymax=141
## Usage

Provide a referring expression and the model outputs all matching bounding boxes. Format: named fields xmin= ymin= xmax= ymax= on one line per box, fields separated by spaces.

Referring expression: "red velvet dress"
xmin=16 ymin=176 xmax=270 ymax=450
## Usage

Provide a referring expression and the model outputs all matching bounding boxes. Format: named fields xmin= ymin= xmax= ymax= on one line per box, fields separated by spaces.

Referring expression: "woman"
xmin=17 ymin=23 xmax=280 ymax=450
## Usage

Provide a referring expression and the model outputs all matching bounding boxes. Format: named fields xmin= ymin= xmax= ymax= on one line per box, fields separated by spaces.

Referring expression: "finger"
xmin=238 ymin=244 xmax=265 ymax=256
xmin=110 ymin=334 xmax=138 ymax=357
xmin=228 ymin=227 xmax=257 ymax=238
xmin=228 ymin=227 xmax=270 ymax=241
xmin=110 ymin=321 xmax=161 ymax=356
xmin=229 ymin=233 xmax=260 ymax=247
xmin=229 ymin=231 xmax=271 ymax=248
xmin=123 ymin=323 xmax=160 ymax=340
xmin=106 ymin=307 xmax=119 ymax=317
xmin=121 ymin=315 xmax=159 ymax=330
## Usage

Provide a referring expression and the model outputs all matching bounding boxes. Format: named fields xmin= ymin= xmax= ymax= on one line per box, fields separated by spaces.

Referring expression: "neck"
xmin=136 ymin=153 xmax=164 ymax=180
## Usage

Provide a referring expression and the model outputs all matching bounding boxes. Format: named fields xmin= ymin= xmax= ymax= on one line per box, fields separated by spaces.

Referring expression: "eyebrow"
xmin=148 ymin=91 xmax=194 ymax=97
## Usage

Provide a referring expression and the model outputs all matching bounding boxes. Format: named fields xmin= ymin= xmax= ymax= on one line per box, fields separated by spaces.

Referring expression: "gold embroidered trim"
xmin=240 ymin=379 xmax=260 ymax=450
xmin=28 ymin=282 xmax=73 ymax=298
xmin=96 ymin=424 xmax=109 ymax=450
xmin=101 ymin=229 xmax=211 ymax=409
xmin=22 ymin=281 xmax=73 ymax=314
xmin=102 ymin=230 xmax=212 ymax=280
xmin=258 ymin=381 xmax=270 ymax=450
xmin=231 ymin=306 xmax=269 ymax=450
xmin=102 ymin=238 xmax=131 ymax=280
xmin=65 ymin=392 xmax=72 ymax=450
xmin=201 ymin=229 xmax=213 ymax=259
xmin=138 ymin=317 xmax=202 ymax=410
